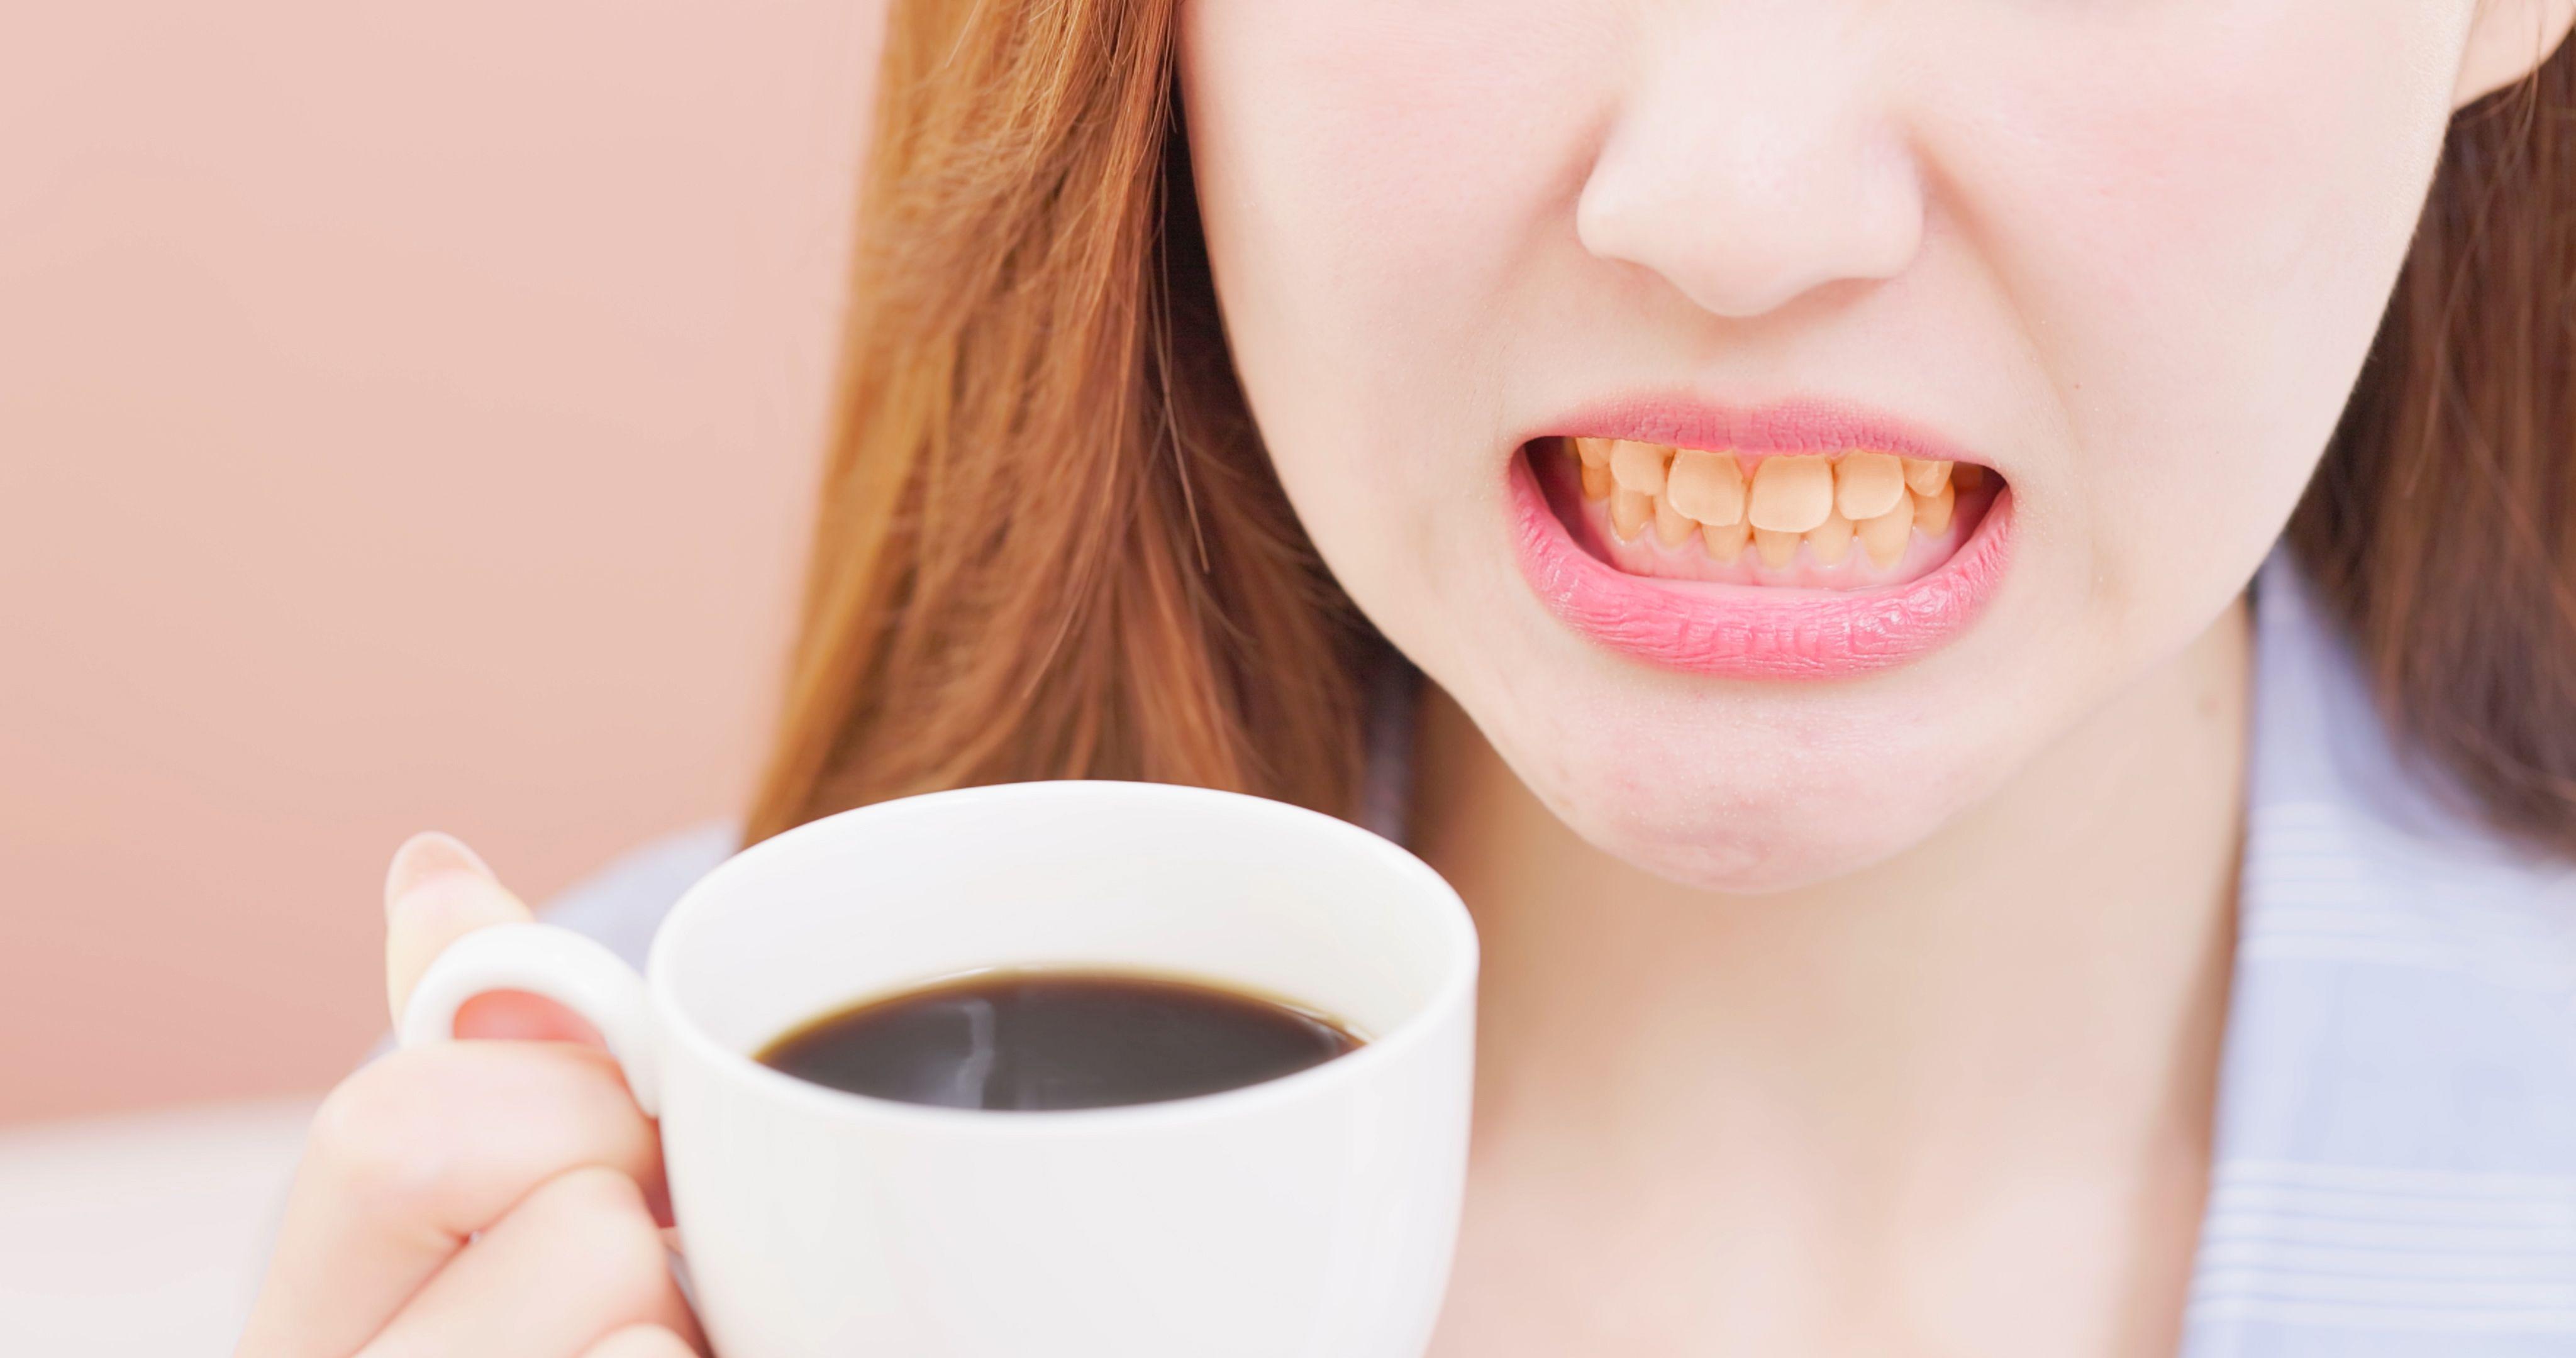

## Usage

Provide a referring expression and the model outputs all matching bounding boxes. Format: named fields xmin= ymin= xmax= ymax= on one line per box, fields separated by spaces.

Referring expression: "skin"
xmin=240 ymin=2 xmax=2572 ymax=1354
xmin=1174 ymin=0 xmax=2572 ymax=1352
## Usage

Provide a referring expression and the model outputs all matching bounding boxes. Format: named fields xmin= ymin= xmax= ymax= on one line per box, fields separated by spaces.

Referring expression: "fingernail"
xmin=385 ymin=831 xmax=494 ymax=913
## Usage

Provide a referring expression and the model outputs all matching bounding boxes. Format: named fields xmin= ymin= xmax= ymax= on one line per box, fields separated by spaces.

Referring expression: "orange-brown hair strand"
xmin=745 ymin=0 xmax=1372 ymax=843
xmin=2291 ymin=38 xmax=2576 ymax=851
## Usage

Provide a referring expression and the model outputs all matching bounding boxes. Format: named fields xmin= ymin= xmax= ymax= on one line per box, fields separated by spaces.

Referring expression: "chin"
xmin=1497 ymin=717 xmax=1997 ymax=895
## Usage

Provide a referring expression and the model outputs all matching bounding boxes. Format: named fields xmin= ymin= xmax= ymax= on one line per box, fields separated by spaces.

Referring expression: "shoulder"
xmin=2193 ymin=553 xmax=2576 ymax=1341
xmin=538 ymin=820 xmax=741 ymax=969
xmin=2243 ymin=552 xmax=2576 ymax=984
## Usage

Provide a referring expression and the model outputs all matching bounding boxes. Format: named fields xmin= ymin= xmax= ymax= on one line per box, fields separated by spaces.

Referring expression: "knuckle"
xmin=522 ymin=1166 xmax=670 ymax=1311
xmin=531 ymin=1161 xmax=650 ymax=1220
xmin=587 ymin=1324 xmax=696 ymax=1358
xmin=304 ymin=1043 xmax=640 ymax=1229
xmin=305 ymin=1049 xmax=472 ymax=1224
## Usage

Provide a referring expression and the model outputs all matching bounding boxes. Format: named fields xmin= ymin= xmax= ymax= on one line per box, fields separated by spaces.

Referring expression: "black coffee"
xmin=757 ymin=969 xmax=1362 ymax=1111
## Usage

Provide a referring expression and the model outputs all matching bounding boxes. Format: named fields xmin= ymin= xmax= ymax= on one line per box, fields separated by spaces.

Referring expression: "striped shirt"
xmin=2180 ymin=554 xmax=2576 ymax=1355
xmin=545 ymin=548 xmax=2576 ymax=1355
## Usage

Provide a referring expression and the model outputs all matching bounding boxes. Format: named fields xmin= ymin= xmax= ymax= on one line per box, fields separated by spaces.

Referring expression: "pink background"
xmin=0 ymin=1 xmax=887 ymax=1124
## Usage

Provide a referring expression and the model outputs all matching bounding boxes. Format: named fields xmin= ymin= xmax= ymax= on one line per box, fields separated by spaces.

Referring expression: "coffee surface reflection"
xmin=757 ymin=969 xmax=1363 ymax=1111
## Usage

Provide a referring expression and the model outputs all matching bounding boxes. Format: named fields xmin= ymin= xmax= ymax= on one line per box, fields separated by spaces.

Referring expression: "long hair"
xmin=750 ymin=2 xmax=2576 ymax=856
xmin=744 ymin=0 xmax=1370 ymax=841
xmin=2289 ymin=48 xmax=2576 ymax=849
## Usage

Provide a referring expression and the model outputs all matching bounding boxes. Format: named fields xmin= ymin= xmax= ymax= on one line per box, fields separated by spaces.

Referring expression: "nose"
xmin=1575 ymin=9 xmax=1924 ymax=320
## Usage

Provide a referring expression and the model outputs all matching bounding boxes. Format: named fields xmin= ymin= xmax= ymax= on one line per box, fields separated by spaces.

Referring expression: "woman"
xmin=239 ymin=1 xmax=2576 ymax=1354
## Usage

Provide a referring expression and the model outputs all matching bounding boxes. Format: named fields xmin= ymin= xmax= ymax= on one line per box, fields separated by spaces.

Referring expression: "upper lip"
xmin=1519 ymin=391 xmax=1992 ymax=470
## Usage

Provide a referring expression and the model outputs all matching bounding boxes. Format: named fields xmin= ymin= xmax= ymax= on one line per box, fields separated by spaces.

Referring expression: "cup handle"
xmin=397 ymin=922 xmax=663 ymax=1117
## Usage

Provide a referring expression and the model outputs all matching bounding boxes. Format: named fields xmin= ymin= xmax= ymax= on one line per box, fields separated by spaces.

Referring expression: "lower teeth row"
xmin=1564 ymin=438 xmax=1984 ymax=568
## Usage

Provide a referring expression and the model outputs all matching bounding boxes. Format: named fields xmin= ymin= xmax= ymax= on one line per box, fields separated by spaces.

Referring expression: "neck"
xmin=1411 ymin=599 xmax=2250 ymax=1208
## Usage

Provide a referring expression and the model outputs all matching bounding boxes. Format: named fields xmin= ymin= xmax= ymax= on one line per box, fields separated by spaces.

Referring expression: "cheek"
xmin=1180 ymin=0 xmax=1596 ymax=612
xmin=1928 ymin=0 xmax=2456 ymax=618
xmin=1185 ymin=1 xmax=1596 ymax=351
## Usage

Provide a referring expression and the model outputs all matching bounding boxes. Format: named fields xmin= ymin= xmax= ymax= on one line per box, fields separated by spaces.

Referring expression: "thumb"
xmin=382 ymin=832 xmax=601 ymax=1045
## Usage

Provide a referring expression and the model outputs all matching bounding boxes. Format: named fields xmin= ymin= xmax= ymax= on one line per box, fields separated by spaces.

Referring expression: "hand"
xmin=236 ymin=833 xmax=704 ymax=1358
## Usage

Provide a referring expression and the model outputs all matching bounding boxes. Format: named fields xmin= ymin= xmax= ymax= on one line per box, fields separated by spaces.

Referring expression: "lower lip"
xmin=1507 ymin=452 xmax=2014 ymax=680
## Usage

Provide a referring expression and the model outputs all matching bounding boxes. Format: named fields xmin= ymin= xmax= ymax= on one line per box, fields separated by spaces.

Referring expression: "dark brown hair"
xmin=2290 ymin=42 xmax=2576 ymax=850
xmin=752 ymin=0 xmax=2576 ymax=857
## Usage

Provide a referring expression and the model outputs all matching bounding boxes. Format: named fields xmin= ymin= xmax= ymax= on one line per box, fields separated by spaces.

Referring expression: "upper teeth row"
xmin=1568 ymin=438 xmax=1985 ymax=567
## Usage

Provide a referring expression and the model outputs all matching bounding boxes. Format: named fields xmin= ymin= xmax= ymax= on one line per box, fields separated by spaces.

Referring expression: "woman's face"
xmin=1180 ymin=1 xmax=2557 ymax=892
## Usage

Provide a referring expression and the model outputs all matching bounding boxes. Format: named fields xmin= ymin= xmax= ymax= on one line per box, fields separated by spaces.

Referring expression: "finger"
xmin=359 ymin=1165 xmax=704 ymax=1358
xmin=237 ymin=1042 xmax=662 ymax=1358
xmin=581 ymin=1324 xmax=703 ymax=1358
xmin=384 ymin=830 xmax=528 ymax=1019
xmin=384 ymin=831 xmax=598 ymax=1044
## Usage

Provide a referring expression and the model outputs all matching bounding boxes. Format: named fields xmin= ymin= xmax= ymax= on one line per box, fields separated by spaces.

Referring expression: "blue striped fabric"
xmin=538 ymin=548 xmax=2576 ymax=1354
xmin=2180 ymin=553 xmax=2576 ymax=1356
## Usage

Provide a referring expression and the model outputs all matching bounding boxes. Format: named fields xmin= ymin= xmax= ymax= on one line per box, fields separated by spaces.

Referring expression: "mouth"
xmin=1507 ymin=400 xmax=2014 ymax=679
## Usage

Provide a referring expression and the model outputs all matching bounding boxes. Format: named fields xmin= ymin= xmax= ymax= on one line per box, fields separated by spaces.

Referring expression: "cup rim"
xmin=645 ymin=780 xmax=1480 ymax=1132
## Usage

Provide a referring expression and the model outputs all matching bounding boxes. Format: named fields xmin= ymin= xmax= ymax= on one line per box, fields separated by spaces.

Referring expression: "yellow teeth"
xmin=1664 ymin=448 xmax=1745 ymax=526
xmin=1806 ymin=508 xmax=1854 ymax=566
xmin=1833 ymin=452 xmax=1907 ymax=521
xmin=1555 ymin=438 xmax=1985 ymax=569
xmin=1609 ymin=485 xmax=1652 ymax=541
xmin=1913 ymin=479 xmax=1955 ymax=536
xmin=1858 ymin=490 xmax=1914 ymax=568
xmin=1652 ymin=492 xmax=1694 ymax=547
xmin=1580 ymin=460 xmax=1613 ymax=500
xmin=1753 ymin=527 xmax=1801 ymax=568
xmin=1747 ymin=455 xmax=1835 ymax=533
xmin=1701 ymin=517 xmax=1748 ymax=563
xmin=1609 ymin=440 xmax=1672 ymax=495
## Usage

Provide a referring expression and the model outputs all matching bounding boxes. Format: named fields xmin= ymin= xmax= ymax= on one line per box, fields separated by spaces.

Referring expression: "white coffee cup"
xmin=399 ymin=780 xmax=1479 ymax=1358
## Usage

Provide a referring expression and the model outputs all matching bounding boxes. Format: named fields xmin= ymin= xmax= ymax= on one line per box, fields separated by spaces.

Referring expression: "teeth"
xmin=1580 ymin=460 xmax=1613 ymax=500
xmin=1701 ymin=517 xmax=1748 ymax=563
xmin=1652 ymin=493 xmax=1694 ymax=547
xmin=1833 ymin=452 xmax=1907 ymax=521
xmin=1858 ymin=490 xmax=1914 ymax=568
xmin=1746 ymin=455 xmax=1835 ymax=533
xmin=1609 ymin=485 xmax=1652 ymax=541
xmin=1609 ymin=441 xmax=1671 ymax=495
xmin=1562 ymin=440 xmax=1987 ymax=571
xmin=1805 ymin=508 xmax=1853 ymax=565
xmin=1664 ymin=449 xmax=1745 ymax=526
xmin=1753 ymin=527 xmax=1801 ymax=568
xmin=1913 ymin=480 xmax=1955 ymax=536
xmin=1902 ymin=458 xmax=1951 ymax=496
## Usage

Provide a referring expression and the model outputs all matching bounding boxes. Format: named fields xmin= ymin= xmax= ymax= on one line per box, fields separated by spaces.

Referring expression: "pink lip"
xmin=1508 ymin=397 xmax=2014 ymax=680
